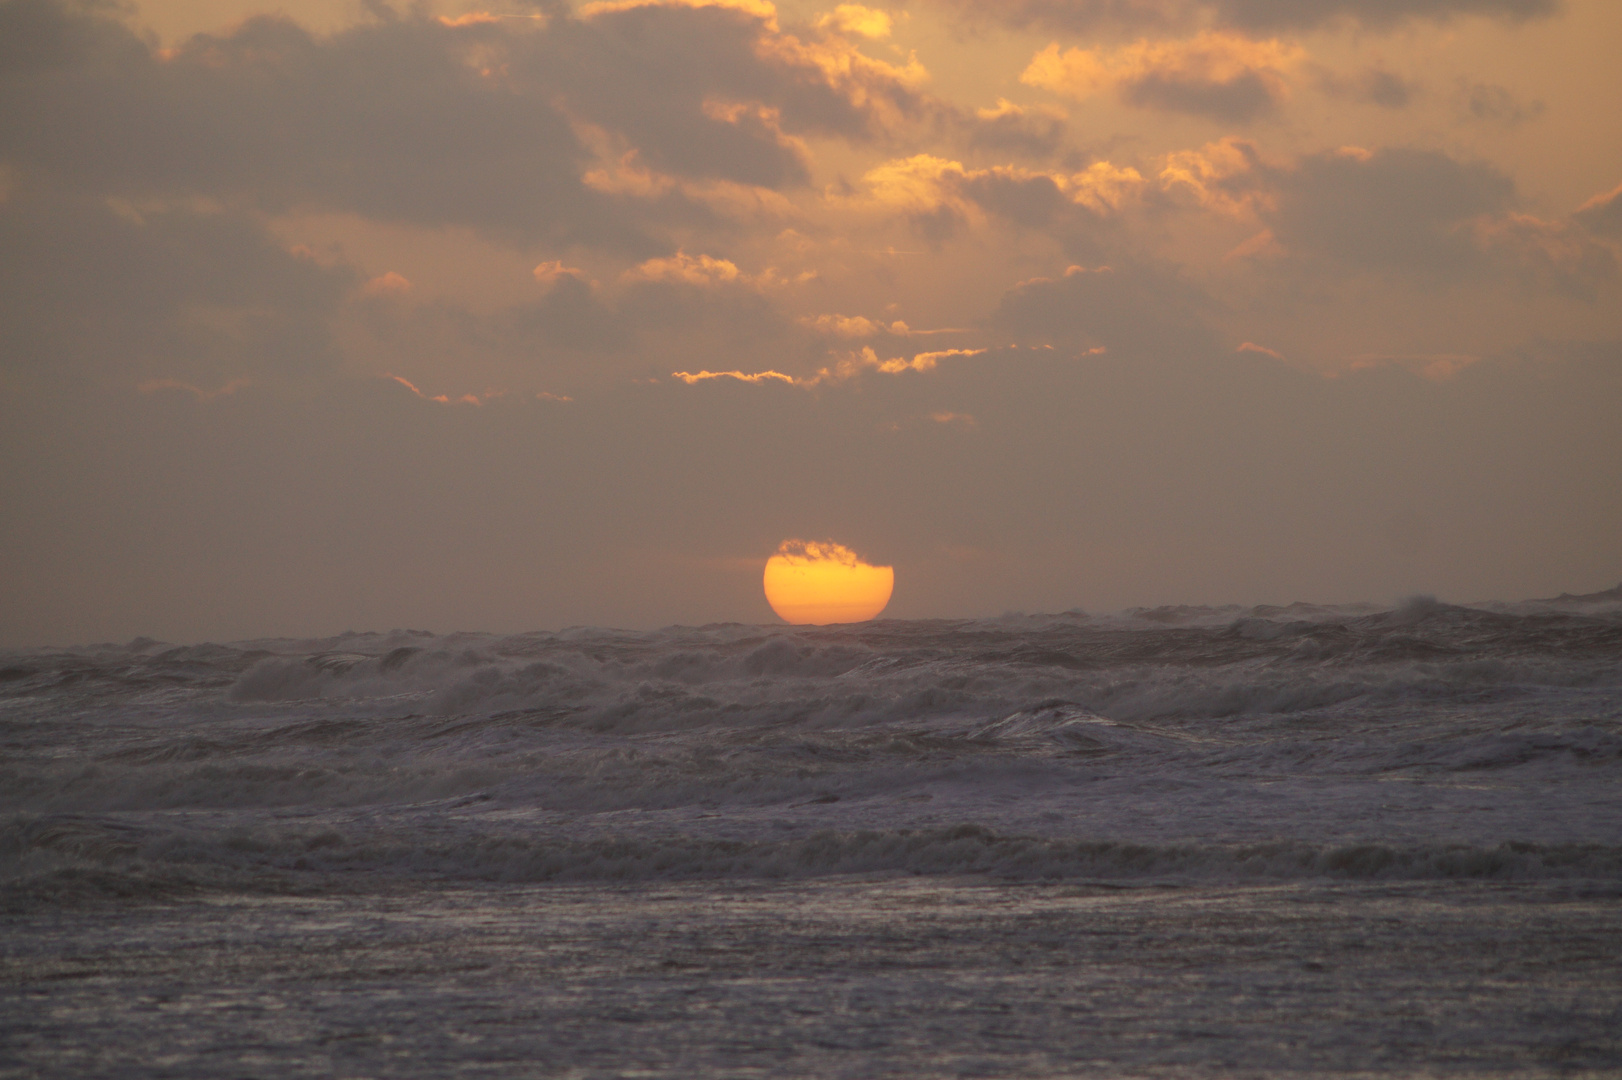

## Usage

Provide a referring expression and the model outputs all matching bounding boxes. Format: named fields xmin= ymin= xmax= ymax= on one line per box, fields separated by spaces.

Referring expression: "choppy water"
xmin=4 ymin=592 xmax=1621 ymax=1075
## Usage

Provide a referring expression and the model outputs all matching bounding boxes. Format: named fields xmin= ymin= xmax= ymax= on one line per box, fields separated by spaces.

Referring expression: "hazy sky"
xmin=2 ymin=0 xmax=1619 ymax=643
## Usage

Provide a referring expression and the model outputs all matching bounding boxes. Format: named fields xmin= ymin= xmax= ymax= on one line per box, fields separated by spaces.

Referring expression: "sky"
xmin=1 ymin=0 xmax=1619 ymax=644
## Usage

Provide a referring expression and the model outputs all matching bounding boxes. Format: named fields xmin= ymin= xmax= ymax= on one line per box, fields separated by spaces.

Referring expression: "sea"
xmin=3 ymin=592 xmax=1621 ymax=1077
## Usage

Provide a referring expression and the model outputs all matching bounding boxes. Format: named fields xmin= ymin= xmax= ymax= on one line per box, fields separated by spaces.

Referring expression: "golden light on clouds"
xmin=763 ymin=540 xmax=894 ymax=624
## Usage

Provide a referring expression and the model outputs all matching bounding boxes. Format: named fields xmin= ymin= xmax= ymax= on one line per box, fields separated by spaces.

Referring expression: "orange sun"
xmin=763 ymin=539 xmax=894 ymax=625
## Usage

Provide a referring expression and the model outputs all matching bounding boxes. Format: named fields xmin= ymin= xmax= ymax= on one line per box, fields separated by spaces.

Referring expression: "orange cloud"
xmin=671 ymin=345 xmax=984 ymax=390
xmin=362 ymin=271 xmax=412 ymax=296
xmin=624 ymin=251 xmax=810 ymax=291
xmin=1160 ymin=137 xmax=1272 ymax=219
xmin=1237 ymin=341 xmax=1285 ymax=360
xmin=860 ymin=154 xmax=1144 ymax=219
xmin=882 ymin=347 xmax=985 ymax=373
xmin=623 ymin=251 xmax=742 ymax=286
xmin=800 ymin=313 xmax=894 ymax=337
xmin=389 ymin=375 xmax=499 ymax=405
xmin=575 ymin=125 xmax=802 ymax=225
xmin=671 ymin=369 xmax=797 ymax=385
xmin=975 ymin=97 xmax=1065 ymax=122
xmin=435 ymin=12 xmax=548 ymax=27
xmin=752 ymin=19 xmax=928 ymax=135
xmin=798 ymin=314 xmax=974 ymax=338
xmin=1022 ymin=32 xmax=1304 ymax=120
xmin=816 ymin=4 xmax=894 ymax=38
xmin=533 ymin=260 xmax=590 ymax=287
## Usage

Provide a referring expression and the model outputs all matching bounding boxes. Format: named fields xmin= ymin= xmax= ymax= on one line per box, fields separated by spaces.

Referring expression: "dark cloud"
xmin=922 ymin=0 xmax=1558 ymax=34
xmin=0 ymin=1 xmax=604 ymax=242
xmin=956 ymin=171 xmax=1073 ymax=227
xmin=1456 ymin=80 xmax=1544 ymax=125
xmin=989 ymin=261 xmax=1218 ymax=359
xmin=0 ymin=0 xmax=930 ymax=247
xmin=549 ymin=3 xmax=932 ymax=151
xmin=1211 ymin=0 xmax=1557 ymax=29
xmin=0 ymin=191 xmax=351 ymax=384
xmin=1265 ymin=147 xmax=1515 ymax=276
xmin=1317 ymin=66 xmax=1419 ymax=108
xmin=1119 ymin=66 xmax=1280 ymax=121
xmin=965 ymin=104 xmax=1067 ymax=158
xmin=346 ymin=259 xmax=825 ymax=394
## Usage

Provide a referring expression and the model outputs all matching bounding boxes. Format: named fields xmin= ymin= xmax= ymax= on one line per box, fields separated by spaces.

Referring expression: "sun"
xmin=763 ymin=540 xmax=894 ymax=625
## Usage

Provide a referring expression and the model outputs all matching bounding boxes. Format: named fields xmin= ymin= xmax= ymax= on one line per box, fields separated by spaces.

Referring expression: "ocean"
xmin=3 ymin=593 xmax=1620 ymax=1077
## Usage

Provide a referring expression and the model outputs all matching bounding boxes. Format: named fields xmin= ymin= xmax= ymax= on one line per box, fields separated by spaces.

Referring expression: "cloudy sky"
xmin=1 ymin=0 xmax=1619 ymax=643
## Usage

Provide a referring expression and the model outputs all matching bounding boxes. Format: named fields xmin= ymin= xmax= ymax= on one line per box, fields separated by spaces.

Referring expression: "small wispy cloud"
xmin=389 ymin=375 xmax=505 ymax=405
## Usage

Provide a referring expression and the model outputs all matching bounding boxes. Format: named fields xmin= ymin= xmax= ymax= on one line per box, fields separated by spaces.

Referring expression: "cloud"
xmin=343 ymin=244 xmax=815 ymax=393
xmin=580 ymin=0 xmax=779 ymax=20
xmin=1471 ymin=213 xmax=1617 ymax=298
xmin=623 ymin=251 xmax=745 ymax=287
xmin=1264 ymin=146 xmax=1515 ymax=276
xmin=816 ymin=4 xmax=895 ymax=38
xmin=533 ymin=260 xmax=591 ymax=287
xmin=800 ymin=314 xmax=903 ymax=337
xmin=0 ymin=191 xmax=351 ymax=385
xmin=918 ymin=0 xmax=1558 ymax=34
xmin=1316 ymin=66 xmax=1419 ymax=108
xmin=1154 ymin=141 xmax=1612 ymax=296
xmin=858 ymin=153 xmax=1144 ymax=239
xmin=14 ymin=339 xmax=1617 ymax=642
xmin=1236 ymin=341 xmax=1286 ymax=360
xmin=0 ymin=0 xmax=936 ymax=254
xmin=388 ymin=374 xmax=495 ymax=405
xmin=967 ymin=99 xmax=1068 ymax=157
xmin=1344 ymin=352 xmax=1481 ymax=381
xmin=1456 ymin=80 xmax=1544 ymax=125
xmin=671 ymin=368 xmax=798 ymax=384
xmin=1021 ymin=33 xmax=1304 ymax=122
xmin=137 ymin=377 xmax=254 ymax=400
xmin=672 ymin=345 xmax=986 ymax=388
xmin=0 ymin=1 xmax=603 ymax=243
xmin=1158 ymin=137 xmax=1273 ymax=218
xmin=991 ymin=262 xmax=1218 ymax=358
xmin=362 ymin=271 xmax=413 ymax=296
xmin=1575 ymin=183 xmax=1622 ymax=238
xmin=894 ymin=348 xmax=985 ymax=371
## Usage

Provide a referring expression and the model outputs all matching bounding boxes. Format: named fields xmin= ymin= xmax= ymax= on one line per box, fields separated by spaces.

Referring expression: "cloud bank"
xmin=0 ymin=0 xmax=1616 ymax=642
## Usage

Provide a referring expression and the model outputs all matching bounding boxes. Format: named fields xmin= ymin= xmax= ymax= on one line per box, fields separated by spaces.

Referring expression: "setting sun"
xmin=763 ymin=540 xmax=894 ymax=625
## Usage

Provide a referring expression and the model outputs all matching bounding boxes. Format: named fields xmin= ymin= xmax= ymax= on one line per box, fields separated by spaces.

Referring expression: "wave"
xmin=6 ymin=814 xmax=1621 ymax=912
xmin=5 ymin=601 xmax=1618 ymax=910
